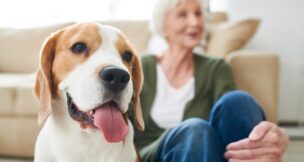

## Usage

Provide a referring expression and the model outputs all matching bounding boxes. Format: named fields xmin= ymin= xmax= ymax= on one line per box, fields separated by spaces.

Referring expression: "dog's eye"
xmin=122 ymin=51 xmax=133 ymax=62
xmin=71 ymin=42 xmax=87 ymax=54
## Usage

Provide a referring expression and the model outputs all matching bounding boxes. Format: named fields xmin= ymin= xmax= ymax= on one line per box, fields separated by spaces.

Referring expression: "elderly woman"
xmin=133 ymin=0 xmax=289 ymax=161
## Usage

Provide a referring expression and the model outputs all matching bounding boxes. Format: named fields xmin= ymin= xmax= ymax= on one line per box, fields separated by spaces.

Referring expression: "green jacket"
xmin=134 ymin=54 xmax=236 ymax=150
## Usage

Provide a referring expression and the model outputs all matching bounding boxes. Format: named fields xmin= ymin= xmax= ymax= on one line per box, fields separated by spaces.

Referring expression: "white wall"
xmin=218 ymin=0 xmax=304 ymax=122
xmin=0 ymin=0 xmax=154 ymax=28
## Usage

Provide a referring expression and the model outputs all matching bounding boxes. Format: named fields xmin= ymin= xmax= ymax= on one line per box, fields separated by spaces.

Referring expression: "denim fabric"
xmin=156 ymin=90 xmax=265 ymax=162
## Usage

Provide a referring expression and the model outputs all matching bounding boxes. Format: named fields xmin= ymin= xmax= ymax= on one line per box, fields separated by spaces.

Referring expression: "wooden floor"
xmin=1 ymin=140 xmax=303 ymax=162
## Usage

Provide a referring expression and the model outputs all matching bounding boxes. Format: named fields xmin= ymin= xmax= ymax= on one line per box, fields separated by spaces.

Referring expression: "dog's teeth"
xmin=88 ymin=110 xmax=93 ymax=115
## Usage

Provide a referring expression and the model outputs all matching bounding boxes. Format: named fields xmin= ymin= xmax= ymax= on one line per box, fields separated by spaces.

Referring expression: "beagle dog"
xmin=33 ymin=22 xmax=144 ymax=162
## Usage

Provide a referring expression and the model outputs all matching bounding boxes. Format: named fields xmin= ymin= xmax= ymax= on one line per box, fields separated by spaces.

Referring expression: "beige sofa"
xmin=0 ymin=20 xmax=278 ymax=157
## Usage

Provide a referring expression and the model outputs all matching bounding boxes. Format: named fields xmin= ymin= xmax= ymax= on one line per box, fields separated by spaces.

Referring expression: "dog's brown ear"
xmin=131 ymin=51 xmax=145 ymax=131
xmin=34 ymin=31 xmax=61 ymax=125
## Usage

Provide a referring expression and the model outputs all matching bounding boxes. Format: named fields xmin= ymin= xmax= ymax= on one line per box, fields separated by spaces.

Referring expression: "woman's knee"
xmin=210 ymin=90 xmax=265 ymax=130
xmin=221 ymin=90 xmax=255 ymax=105
xmin=216 ymin=90 xmax=263 ymax=113
xmin=207 ymin=91 xmax=267 ymax=148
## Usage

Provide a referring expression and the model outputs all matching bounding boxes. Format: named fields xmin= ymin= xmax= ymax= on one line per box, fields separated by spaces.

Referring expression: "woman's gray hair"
xmin=150 ymin=0 xmax=208 ymax=38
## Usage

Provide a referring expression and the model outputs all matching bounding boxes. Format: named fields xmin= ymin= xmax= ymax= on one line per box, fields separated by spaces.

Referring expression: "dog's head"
xmin=34 ymin=22 xmax=144 ymax=142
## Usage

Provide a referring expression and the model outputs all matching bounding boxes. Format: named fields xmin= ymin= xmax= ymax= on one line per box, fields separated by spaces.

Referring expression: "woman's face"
xmin=164 ymin=0 xmax=204 ymax=49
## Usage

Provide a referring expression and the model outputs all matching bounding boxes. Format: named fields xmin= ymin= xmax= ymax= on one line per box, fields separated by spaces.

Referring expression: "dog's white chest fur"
xmin=35 ymin=114 xmax=137 ymax=162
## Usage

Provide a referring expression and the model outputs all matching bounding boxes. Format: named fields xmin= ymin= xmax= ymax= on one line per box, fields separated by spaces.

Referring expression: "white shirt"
xmin=150 ymin=64 xmax=195 ymax=129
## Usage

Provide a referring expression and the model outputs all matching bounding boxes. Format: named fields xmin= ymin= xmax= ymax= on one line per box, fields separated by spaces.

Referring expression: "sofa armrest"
xmin=225 ymin=50 xmax=279 ymax=123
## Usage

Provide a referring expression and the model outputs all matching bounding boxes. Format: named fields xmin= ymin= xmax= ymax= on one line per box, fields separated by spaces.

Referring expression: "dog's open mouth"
xmin=66 ymin=93 xmax=128 ymax=143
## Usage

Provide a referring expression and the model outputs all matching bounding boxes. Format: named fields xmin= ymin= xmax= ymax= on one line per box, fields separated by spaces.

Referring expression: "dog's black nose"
xmin=100 ymin=67 xmax=130 ymax=93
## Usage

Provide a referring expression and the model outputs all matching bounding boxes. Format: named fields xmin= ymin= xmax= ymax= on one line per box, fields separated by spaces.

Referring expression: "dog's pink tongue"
xmin=93 ymin=105 xmax=128 ymax=143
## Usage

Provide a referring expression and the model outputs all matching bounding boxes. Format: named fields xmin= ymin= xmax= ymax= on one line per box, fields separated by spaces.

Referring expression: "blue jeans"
xmin=156 ymin=90 xmax=265 ymax=162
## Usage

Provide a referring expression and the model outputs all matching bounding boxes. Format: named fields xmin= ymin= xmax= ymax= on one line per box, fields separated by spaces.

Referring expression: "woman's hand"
xmin=224 ymin=121 xmax=289 ymax=162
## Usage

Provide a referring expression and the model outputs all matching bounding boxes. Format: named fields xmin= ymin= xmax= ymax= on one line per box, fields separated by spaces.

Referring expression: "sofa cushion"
xmin=226 ymin=51 xmax=279 ymax=123
xmin=206 ymin=19 xmax=260 ymax=58
xmin=0 ymin=116 xmax=39 ymax=157
xmin=207 ymin=12 xmax=228 ymax=25
xmin=0 ymin=22 xmax=74 ymax=73
xmin=0 ymin=73 xmax=38 ymax=116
